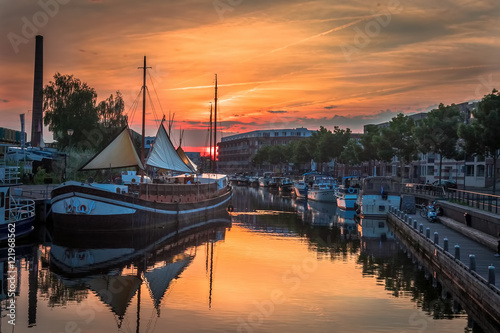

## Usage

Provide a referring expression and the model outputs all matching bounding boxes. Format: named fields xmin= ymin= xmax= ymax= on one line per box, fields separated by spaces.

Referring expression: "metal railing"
xmin=402 ymin=183 xmax=500 ymax=214
xmin=8 ymin=196 xmax=36 ymax=221
xmin=445 ymin=188 xmax=500 ymax=214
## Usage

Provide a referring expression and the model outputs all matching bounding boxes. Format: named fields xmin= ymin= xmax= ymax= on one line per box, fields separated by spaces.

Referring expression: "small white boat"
xmin=336 ymin=176 xmax=362 ymax=210
xmin=0 ymin=187 xmax=36 ymax=242
xmin=336 ymin=187 xmax=359 ymax=210
xmin=308 ymin=183 xmax=337 ymax=202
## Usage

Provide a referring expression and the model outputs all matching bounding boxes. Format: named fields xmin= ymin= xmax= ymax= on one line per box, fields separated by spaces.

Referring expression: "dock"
xmin=388 ymin=208 xmax=500 ymax=331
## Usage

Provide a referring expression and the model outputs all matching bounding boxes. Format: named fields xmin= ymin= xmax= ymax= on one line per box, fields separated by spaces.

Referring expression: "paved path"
xmin=392 ymin=209 xmax=500 ymax=286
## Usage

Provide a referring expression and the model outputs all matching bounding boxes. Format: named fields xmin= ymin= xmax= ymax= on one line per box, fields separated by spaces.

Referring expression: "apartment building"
xmin=217 ymin=128 xmax=313 ymax=174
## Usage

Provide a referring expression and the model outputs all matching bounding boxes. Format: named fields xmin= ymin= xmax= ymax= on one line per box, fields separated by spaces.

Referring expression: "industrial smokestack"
xmin=31 ymin=35 xmax=43 ymax=148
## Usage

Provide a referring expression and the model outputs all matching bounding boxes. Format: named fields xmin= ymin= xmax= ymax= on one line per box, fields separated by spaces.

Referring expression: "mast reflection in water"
xmin=0 ymin=186 xmax=485 ymax=332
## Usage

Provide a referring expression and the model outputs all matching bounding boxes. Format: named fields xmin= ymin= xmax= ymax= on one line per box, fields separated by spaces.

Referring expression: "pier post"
xmin=413 ymin=219 xmax=417 ymax=229
xmin=469 ymin=255 xmax=476 ymax=271
xmin=434 ymin=232 xmax=439 ymax=245
xmin=489 ymin=266 xmax=495 ymax=285
xmin=454 ymin=245 xmax=460 ymax=260
xmin=419 ymin=224 xmax=424 ymax=233
xmin=404 ymin=214 xmax=408 ymax=222
xmin=426 ymin=227 xmax=431 ymax=239
xmin=444 ymin=238 xmax=449 ymax=252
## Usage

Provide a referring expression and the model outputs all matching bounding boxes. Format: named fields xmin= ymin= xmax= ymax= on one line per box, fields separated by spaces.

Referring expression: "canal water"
xmin=1 ymin=186 xmax=483 ymax=332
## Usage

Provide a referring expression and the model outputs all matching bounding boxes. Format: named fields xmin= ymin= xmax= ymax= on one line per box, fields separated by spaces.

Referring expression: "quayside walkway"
xmin=388 ymin=207 xmax=500 ymax=331
xmin=389 ymin=208 xmax=500 ymax=284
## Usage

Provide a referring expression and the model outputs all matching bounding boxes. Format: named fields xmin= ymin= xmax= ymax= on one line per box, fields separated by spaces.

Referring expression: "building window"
xmin=466 ymin=165 xmax=474 ymax=176
xmin=427 ymin=166 xmax=434 ymax=176
xmin=274 ymin=132 xmax=279 ymax=137
xmin=282 ymin=132 xmax=286 ymax=136
xmin=477 ymin=165 xmax=485 ymax=177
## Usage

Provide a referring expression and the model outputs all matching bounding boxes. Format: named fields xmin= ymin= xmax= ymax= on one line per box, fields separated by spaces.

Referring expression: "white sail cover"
xmin=80 ymin=127 xmax=144 ymax=171
xmin=146 ymin=124 xmax=193 ymax=173
xmin=176 ymin=146 xmax=197 ymax=172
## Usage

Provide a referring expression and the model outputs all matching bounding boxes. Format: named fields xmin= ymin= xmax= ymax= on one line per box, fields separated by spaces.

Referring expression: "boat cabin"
xmin=360 ymin=177 xmax=400 ymax=197
xmin=0 ymin=187 xmax=9 ymax=223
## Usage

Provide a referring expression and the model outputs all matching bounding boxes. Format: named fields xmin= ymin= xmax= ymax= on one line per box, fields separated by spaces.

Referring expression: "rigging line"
xmin=127 ymin=88 xmax=143 ymax=128
xmin=145 ymin=87 xmax=161 ymax=130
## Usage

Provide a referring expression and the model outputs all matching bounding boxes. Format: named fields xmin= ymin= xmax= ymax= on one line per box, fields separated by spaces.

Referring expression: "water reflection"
xmin=0 ymin=187 xmax=487 ymax=332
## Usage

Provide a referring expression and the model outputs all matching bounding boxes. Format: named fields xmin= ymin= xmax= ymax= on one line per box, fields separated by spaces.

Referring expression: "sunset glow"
xmin=1 ymin=0 xmax=499 ymax=150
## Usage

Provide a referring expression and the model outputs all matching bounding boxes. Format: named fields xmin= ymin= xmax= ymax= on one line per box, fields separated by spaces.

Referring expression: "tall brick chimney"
xmin=31 ymin=35 xmax=43 ymax=147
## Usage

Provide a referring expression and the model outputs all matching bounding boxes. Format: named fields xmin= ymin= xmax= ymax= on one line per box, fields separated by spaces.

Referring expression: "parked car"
xmin=432 ymin=180 xmax=457 ymax=189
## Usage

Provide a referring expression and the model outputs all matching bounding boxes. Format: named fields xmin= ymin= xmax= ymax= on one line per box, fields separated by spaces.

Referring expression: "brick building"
xmin=217 ymin=128 xmax=313 ymax=174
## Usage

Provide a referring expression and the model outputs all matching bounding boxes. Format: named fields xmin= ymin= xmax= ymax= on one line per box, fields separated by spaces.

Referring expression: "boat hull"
xmin=0 ymin=215 xmax=35 ymax=242
xmin=51 ymin=183 xmax=233 ymax=235
xmin=307 ymin=189 xmax=336 ymax=203
xmin=336 ymin=193 xmax=358 ymax=210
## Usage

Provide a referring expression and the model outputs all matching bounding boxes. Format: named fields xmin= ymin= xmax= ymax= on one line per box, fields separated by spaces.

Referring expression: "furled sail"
xmin=146 ymin=124 xmax=193 ymax=173
xmin=80 ymin=127 xmax=144 ymax=171
xmin=176 ymin=146 xmax=197 ymax=172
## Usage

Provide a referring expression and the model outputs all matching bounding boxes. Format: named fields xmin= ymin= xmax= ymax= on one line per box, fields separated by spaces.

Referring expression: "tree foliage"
xmin=379 ymin=113 xmax=417 ymax=178
xmin=43 ymin=73 xmax=128 ymax=150
xmin=414 ymin=103 xmax=461 ymax=183
xmin=43 ymin=73 xmax=99 ymax=149
xmin=459 ymin=89 xmax=500 ymax=193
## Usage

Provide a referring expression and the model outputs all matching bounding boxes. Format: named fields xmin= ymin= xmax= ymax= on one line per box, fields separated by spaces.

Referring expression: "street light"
xmin=67 ymin=129 xmax=74 ymax=180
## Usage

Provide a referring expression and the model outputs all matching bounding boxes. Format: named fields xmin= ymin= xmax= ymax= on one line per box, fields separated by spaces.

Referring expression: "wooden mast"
xmin=212 ymin=74 xmax=218 ymax=173
xmin=139 ymin=56 xmax=151 ymax=181
xmin=209 ymin=102 xmax=213 ymax=171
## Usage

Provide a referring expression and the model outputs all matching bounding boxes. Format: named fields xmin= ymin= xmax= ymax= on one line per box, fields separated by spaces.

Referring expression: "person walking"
xmin=496 ymin=232 xmax=500 ymax=257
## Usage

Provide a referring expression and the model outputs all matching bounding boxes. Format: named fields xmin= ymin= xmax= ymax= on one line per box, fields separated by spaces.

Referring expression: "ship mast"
xmin=212 ymin=74 xmax=218 ymax=173
xmin=209 ymin=102 xmax=213 ymax=171
xmin=139 ymin=56 xmax=151 ymax=181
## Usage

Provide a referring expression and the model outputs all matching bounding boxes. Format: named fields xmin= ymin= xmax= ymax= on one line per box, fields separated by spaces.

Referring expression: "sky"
xmin=1 ymin=0 xmax=499 ymax=152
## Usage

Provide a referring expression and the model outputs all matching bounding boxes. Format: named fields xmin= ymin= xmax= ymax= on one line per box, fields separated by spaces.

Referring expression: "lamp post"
xmin=67 ymin=129 xmax=74 ymax=180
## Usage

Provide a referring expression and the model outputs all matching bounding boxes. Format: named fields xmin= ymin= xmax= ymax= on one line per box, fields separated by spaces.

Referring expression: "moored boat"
xmin=336 ymin=176 xmax=362 ymax=210
xmin=307 ymin=175 xmax=337 ymax=202
xmin=355 ymin=176 xmax=401 ymax=218
xmin=51 ymin=57 xmax=232 ymax=235
xmin=0 ymin=187 xmax=36 ymax=242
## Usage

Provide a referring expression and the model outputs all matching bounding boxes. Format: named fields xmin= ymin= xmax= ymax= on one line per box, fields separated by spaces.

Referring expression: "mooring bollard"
xmin=419 ymin=224 xmax=424 ymax=233
xmin=404 ymin=214 xmax=408 ymax=222
xmin=426 ymin=227 xmax=431 ymax=239
xmin=455 ymin=245 xmax=460 ymax=260
xmin=489 ymin=265 xmax=495 ymax=285
xmin=413 ymin=219 xmax=417 ymax=229
xmin=434 ymin=232 xmax=439 ymax=245
xmin=469 ymin=255 xmax=476 ymax=271
xmin=444 ymin=238 xmax=449 ymax=252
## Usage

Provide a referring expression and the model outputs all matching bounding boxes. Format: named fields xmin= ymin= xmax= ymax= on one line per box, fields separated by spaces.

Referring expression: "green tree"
xmin=459 ymin=89 xmax=500 ymax=194
xmin=310 ymin=126 xmax=351 ymax=172
xmin=97 ymin=91 xmax=128 ymax=129
xmin=414 ymin=103 xmax=461 ymax=184
xmin=43 ymin=73 xmax=99 ymax=149
xmin=359 ymin=124 xmax=382 ymax=175
xmin=252 ymin=145 xmax=271 ymax=166
xmin=339 ymin=138 xmax=362 ymax=165
xmin=292 ymin=139 xmax=313 ymax=167
xmin=379 ymin=113 xmax=417 ymax=180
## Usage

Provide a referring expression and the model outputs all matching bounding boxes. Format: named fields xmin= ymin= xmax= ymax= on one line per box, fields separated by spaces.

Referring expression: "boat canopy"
xmin=80 ymin=127 xmax=144 ymax=171
xmin=176 ymin=146 xmax=197 ymax=172
xmin=146 ymin=124 xmax=193 ymax=173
